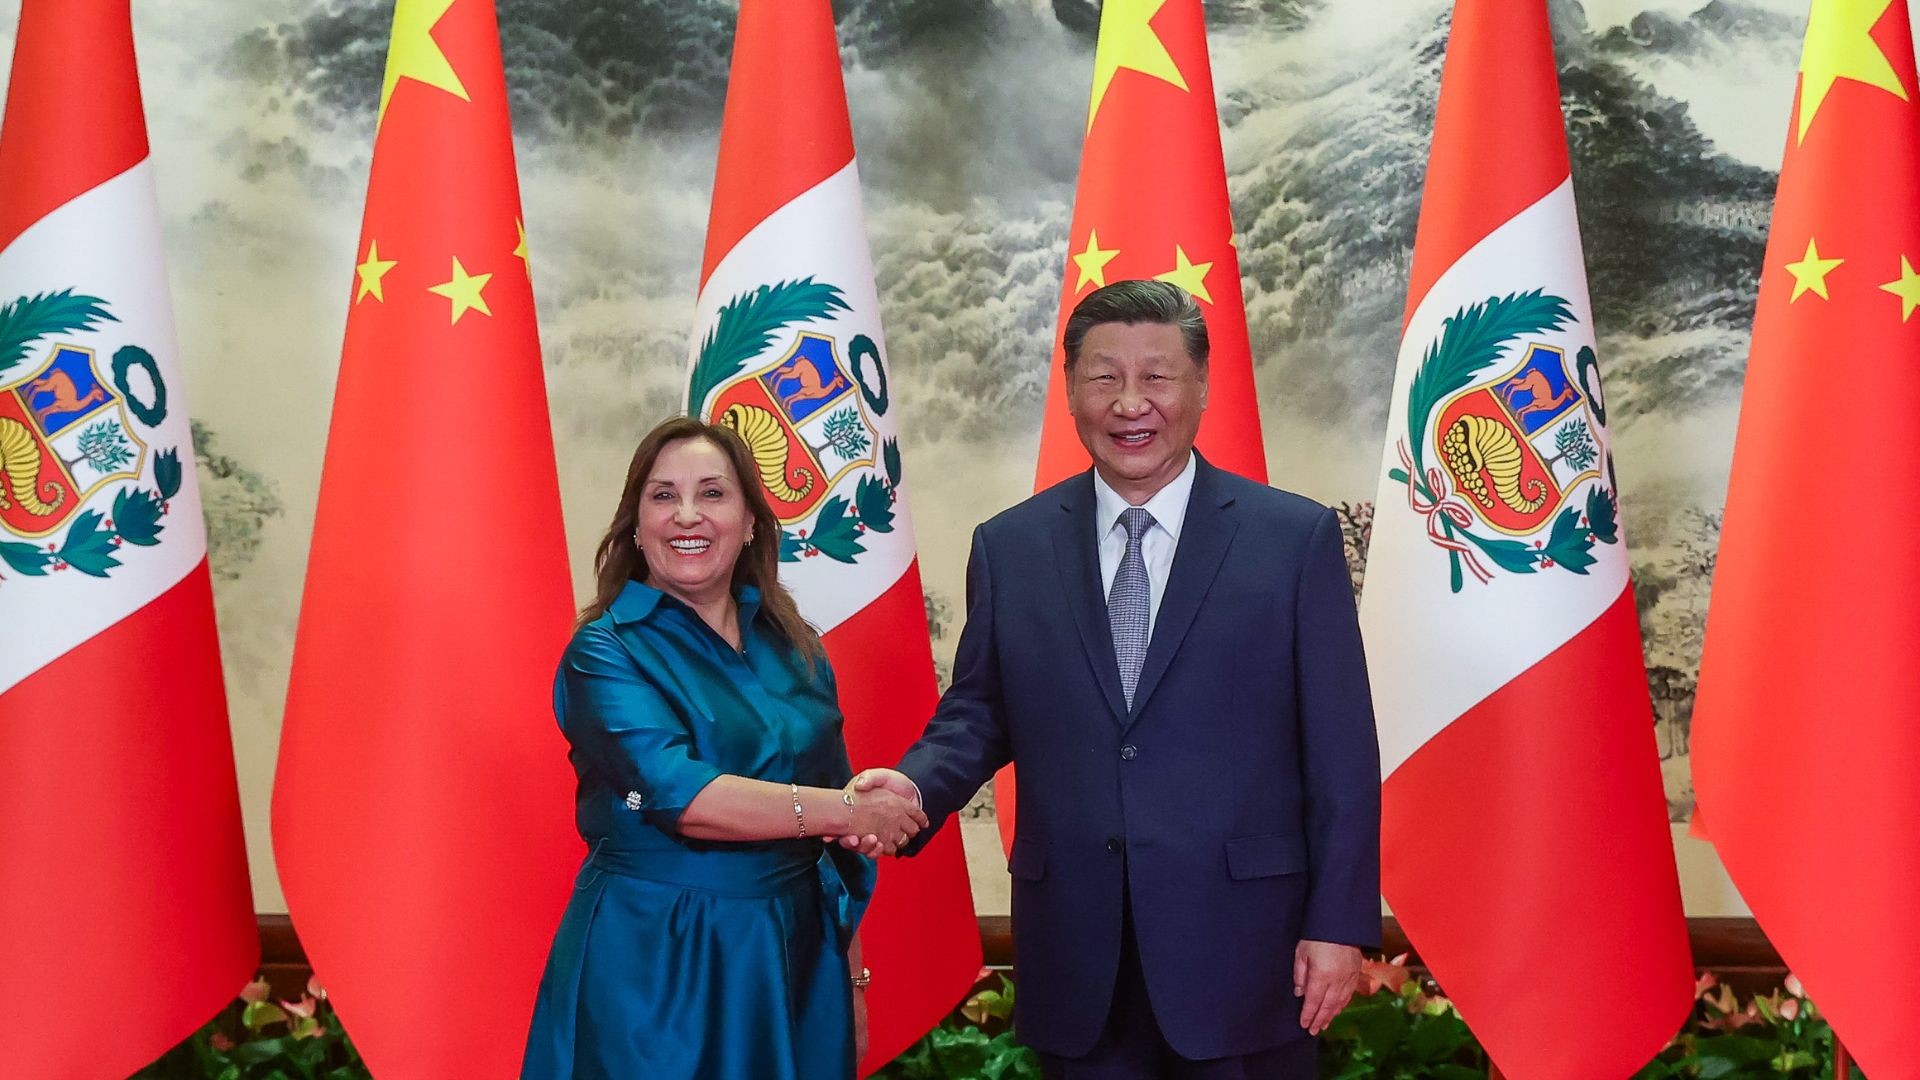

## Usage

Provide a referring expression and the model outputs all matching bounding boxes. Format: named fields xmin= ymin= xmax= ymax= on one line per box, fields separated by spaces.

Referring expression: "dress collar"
xmin=1091 ymin=450 xmax=1197 ymax=543
xmin=608 ymin=579 xmax=762 ymax=627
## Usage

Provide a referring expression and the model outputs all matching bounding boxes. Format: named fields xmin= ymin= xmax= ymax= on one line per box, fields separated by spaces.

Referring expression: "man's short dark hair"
xmin=1061 ymin=280 xmax=1209 ymax=373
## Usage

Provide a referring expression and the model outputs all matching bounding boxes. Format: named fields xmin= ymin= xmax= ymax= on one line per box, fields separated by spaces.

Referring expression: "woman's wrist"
xmin=803 ymin=785 xmax=855 ymax=836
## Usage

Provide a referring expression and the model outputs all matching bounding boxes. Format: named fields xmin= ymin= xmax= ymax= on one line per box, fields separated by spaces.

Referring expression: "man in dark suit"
xmin=852 ymin=280 xmax=1379 ymax=1078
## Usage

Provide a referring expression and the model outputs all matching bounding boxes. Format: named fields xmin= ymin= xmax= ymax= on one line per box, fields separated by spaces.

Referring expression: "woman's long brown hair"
xmin=577 ymin=416 xmax=822 ymax=661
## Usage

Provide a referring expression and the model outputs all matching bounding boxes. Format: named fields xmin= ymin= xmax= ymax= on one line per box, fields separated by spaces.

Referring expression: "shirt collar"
xmin=1092 ymin=451 xmax=1197 ymax=543
xmin=608 ymin=578 xmax=762 ymax=627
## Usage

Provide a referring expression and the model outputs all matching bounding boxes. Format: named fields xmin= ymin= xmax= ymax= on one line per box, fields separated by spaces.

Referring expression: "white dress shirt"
xmin=1092 ymin=452 xmax=1196 ymax=641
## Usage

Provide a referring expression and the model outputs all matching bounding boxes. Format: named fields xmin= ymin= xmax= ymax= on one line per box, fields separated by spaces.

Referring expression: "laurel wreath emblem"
xmin=688 ymin=278 xmax=904 ymax=566
xmin=1387 ymin=290 xmax=1620 ymax=593
xmin=0 ymin=292 xmax=183 ymax=585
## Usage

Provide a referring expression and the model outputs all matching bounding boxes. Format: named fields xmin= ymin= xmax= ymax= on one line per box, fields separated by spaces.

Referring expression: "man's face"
xmin=1066 ymin=320 xmax=1208 ymax=500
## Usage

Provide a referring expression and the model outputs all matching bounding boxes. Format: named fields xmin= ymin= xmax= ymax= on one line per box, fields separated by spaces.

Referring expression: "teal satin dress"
xmin=522 ymin=581 xmax=875 ymax=1080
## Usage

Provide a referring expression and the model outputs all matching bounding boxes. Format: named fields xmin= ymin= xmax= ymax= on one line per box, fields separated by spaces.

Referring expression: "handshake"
xmin=827 ymin=769 xmax=925 ymax=857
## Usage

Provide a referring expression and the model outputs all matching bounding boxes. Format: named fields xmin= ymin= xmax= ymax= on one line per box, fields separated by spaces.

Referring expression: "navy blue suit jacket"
xmin=897 ymin=457 xmax=1381 ymax=1060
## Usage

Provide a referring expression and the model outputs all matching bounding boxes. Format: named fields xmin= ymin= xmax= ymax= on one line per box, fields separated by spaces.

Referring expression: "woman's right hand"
xmin=843 ymin=788 xmax=929 ymax=855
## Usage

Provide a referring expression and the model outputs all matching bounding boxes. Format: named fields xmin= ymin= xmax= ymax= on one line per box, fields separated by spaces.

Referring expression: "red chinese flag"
xmin=270 ymin=1 xmax=578 ymax=1074
xmin=0 ymin=3 xmax=257 ymax=1075
xmin=686 ymin=3 xmax=981 ymax=1069
xmin=1005 ymin=0 xmax=1267 ymax=848
xmin=1692 ymin=2 xmax=1920 ymax=1074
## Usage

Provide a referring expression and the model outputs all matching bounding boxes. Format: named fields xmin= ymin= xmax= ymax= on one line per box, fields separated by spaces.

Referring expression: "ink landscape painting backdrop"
xmin=0 ymin=0 xmax=1875 ymax=917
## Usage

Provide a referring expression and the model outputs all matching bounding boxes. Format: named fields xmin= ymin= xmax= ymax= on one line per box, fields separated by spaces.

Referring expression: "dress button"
xmin=1120 ymin=744 xmax=1138 ymax=761
xmin=1106 ymin=837 xmax=1123 ymax=854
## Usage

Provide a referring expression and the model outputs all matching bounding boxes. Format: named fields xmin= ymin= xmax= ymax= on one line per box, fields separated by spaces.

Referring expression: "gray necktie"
xmin=1108 ymin=507 xmax=1154 ymax=709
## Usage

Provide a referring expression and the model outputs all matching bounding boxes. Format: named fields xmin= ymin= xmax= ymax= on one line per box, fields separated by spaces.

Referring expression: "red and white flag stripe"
xmin=1360 ymin=2 xmax=1690 ymax=1076
xmin=686 ymin=3 xmax=980 ymax=1071
xmin=0 ymin=3 xmax=255 ymax=1077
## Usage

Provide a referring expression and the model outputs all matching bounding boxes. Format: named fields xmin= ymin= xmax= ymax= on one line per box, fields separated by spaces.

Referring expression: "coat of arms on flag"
xmin=1387 ymin=289 xmax=1621 ymax=591
xmin=0 ymin=290 xmax=184 ymax=580
xmin=688 ymin=277 xmax=902 ymax=565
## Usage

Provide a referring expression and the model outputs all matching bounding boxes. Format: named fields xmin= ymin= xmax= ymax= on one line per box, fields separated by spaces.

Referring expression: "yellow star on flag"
xmin=1879 ymin=255 xmax=1920 ymax=321
xmin=379 ymin=0 xmax=471 ymax=128
xmin=355 ymin=240 xmax=397 ymax=304
xmin=1784 ymin=238 xmax=1844 ymax=301
xmin=1153 ymin=245 xmax=1213 ymax=304
xmin=1087 ymin=0 xmax=1189 ymax=132
xmin=428 ymin=256 xmax=493 ymax=324
xmin=1072 ymin=229 xmax=1120 ymax=292
xmin=1795 ymin=0 xmax=1909 ymax=143
xmin=513 ymin=217 xmax=530 ymax=270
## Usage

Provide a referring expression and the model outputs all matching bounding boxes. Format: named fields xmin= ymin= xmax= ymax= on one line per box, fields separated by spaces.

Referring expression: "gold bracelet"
xmin=791 ymin=782 xmax=806 ymax=838
xmin=851 ymin=966 xmax=872 ymax=990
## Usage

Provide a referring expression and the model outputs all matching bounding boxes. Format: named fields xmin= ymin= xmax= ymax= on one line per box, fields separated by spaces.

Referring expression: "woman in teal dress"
xmin=522 ymin=417 xmax=929 ymax=1080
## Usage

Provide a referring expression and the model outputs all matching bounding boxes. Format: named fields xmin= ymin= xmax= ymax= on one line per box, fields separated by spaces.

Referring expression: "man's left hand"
xmin=1293 ymin=939 xmax=1362 ymax=1036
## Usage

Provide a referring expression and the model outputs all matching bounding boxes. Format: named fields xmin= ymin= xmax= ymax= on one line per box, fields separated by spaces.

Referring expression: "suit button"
xmin=1106 ymin=838 xmax=1123 ymax=854
xmin=1120 ymin=744 xmax=1138 ymax=761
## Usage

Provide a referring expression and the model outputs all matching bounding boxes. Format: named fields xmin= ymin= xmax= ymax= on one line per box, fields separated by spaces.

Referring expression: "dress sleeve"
xmin=805 ymin=651 xmax=876 ymax=944
xmin=558 ymin=625 xmax=725 ymax=830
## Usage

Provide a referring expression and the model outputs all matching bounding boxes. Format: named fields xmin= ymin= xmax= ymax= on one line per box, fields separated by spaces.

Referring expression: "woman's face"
xmin=637 ymin=437 xmax=754 ymax=607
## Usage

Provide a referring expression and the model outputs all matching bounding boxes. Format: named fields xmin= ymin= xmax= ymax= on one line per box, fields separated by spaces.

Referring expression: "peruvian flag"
xmin=1011 ymin=0 xmax=1267 ymax=850
xmin=1359 ymin=1 xmax=1691 ymax=1075
xmin=1693 ymin=1 xmax=1920 ymax=1074
xmin=685 ymin=1 xmax=980 ymax=1069
xmin=271 ymin=0 xmax=578 ymax=1074
xmin=0 ymin=2 xmax=257 ymax=1076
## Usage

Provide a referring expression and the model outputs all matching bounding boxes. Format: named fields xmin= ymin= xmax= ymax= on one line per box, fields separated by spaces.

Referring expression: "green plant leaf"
xmin=883 ymin=438 xmax=903 ymax=488
xmin=1459 ymin=529 xmax=1539 ymax=575
xmin=855 ymin=473 xmax=896 ymax=534
xmin=0 ymin=290 xmax=117 ymax=377
xmin=777 ymin=528 xmax=805 ymax=563
xmin=1586 ymin=483 xmax=1619 ymax=544
xmin=1691 ymin=1033 xmax=1780 ymax=1065
xmin=0 ymin=540 xmax=51 ymax=576
xmin=1540 ymin=504 xmax=1598 ymax=574
xmin=154 ymin=448 xmax=183 ymax=500
xmin=686 ymin=279 xmax=851 ymax=415
xmin=806 ymin=496 xmax=866 ymax=563
xmin=231 ymin=1034 xmax=295 ymax=1065
xmin=58 ymin=510 xmax=122 ymax=577
xmin=927 ymin=1022 xmax=992 ymax=1075
xmin=1772 ymin=1050 xmax=1818 ymax=1072
xmin=1406 ymin=1014 xmax=1470 ymax=1061
xmin=241 ymin=999 xmax=289 ymax=1032
xmin=1404 ymin=290 xmax=1574 ymax=476
xmin=113 ymin=487 xmax=165 ymax=546
xmin=1353 ymin=998 xmax=1412 ymax=1054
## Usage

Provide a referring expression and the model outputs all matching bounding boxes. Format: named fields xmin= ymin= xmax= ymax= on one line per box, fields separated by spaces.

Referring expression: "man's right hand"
xmin=851 ymin=768 xmax=922 ymax=805
xmin=839 ymin=769 xmax=925 ymax=855
xmin=841 ymin=785 xmax=927 ymax=856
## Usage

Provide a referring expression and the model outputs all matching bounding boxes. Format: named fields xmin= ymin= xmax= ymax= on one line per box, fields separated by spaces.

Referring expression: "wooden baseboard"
xmin=258 ymin=914 xmax=1784 ymax=998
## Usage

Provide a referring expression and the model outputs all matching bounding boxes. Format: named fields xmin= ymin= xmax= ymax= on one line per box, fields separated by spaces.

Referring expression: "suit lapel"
xmin=1127 ymin=459 xmax=1237 ymax=725
xmin=1051 ymin=474 xmax=1130 ymax=723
